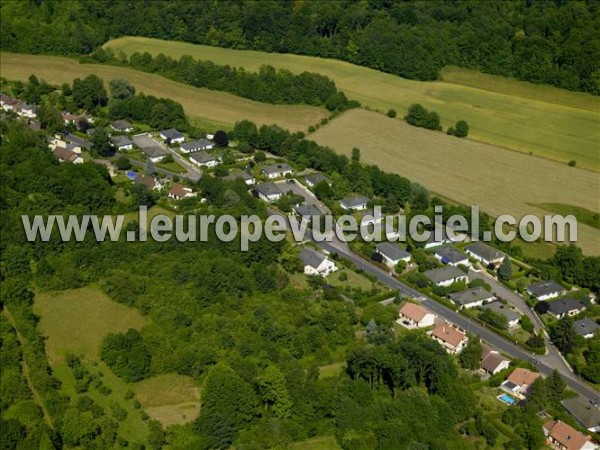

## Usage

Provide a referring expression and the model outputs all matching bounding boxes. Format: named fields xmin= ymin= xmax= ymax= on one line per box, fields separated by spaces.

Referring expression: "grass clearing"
xmin=132 ymin=374 xmax=201 ymax=427
xmin=311 ymin=109 xmax=600 ymax=256
xmin=33 ymin=286 xmax=147 ymax=364
xmin=105 ymin=37 xmax=600 ymax=170
xmin=288 ymin=436 xmax=342 ymax=450
xmin=318 ymin=362 xmax=345 ymax=379
xmin=0 ymin=52 xmax=327 ymax=132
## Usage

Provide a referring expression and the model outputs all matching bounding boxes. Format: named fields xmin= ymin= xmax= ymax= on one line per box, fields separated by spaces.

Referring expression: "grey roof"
xmin=299 ymin=247 xmax=326 ymax=269
xmin=110 ymin=119 xmax=133 ymax=130
xmin=341 ymin=196 xmax=370 ymax=208
xmin=561 ymin=396 xmax=600 ymax=430
xmin=305 ymin=173 xmax=331 ymax=186
xmin=573 ymin=318 xmax=599 ymax=337
xmin=65 ymin=133 xmax=92 ymax=149
xmin=435 ymin=246 xmax=468 ymax=264
xmin=375 ymin=242 xmax=410 ymax=261
xmin=256 ymin=182 xmax=281 ymax=197
xmin=160 ymin=128 xmax=184 ymax=140
xmin=547 ymin=297 xmax=585 ymax=316
xmin=190 ymin=151 xmax=217 ymax=164
xmin=110 ymin=135 xmax=132 ymax=147
xmin=424 ymin=266 xmax=466 ymax=284
xmin=261 ymin=163 xmax=293 ymax=175
xmin=141 ymin=146 xmax=169 ymax=158
xmin=466 ymin=242 xmax=505 ymax=261
xmin=223 ymin=170 xmax=253 ymax=182
xmin=449 ymin=287 xmax=494 ymax=306
xmin=480 ymin=301 xmax=521 ymax=323
xmin=526 ymin=280 xmax=566 ymax=298
xmin=293 ymin=204 xmax=324 ymax=217
xmin=180 ymin=139 xmax=213 ymax=152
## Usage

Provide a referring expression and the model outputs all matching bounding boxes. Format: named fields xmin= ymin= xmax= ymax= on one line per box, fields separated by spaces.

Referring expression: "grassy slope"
xmin=0 ymin=52 xmax=327 ymax=132
xmin=310 ymin=109 xmax=600 ymax=256
xmin=105 ymin=37 xmax=600 ymax=170
xmin=33 ymin=286 xmax=148 ymax=364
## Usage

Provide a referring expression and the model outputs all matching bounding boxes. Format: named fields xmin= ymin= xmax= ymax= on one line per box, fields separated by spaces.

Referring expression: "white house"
xmin=179 ymin=139 xmax=214 ymax=153
xmin=561 ymin=396 xmax=600 ymax=433
xmin=434 ymin=246 xmax=469 ymax=267
xmin=544 ymin=420 xmax=598 ymax=450
xmin=0 ymin=94 xmax=19 ymax=111
xmin=223 ymin=170 xmax=255 ymax=186
xmin=573 ymin=318 xmax=599 ymax=339
xmin=465 ymin=242 xmax=506 ymax=268
xmin=261 ymin=163 xmax=293 ymax=179
xmin=305 ymin=172 xmax=331 ymax=188
xmin=340 ymin=196 xmax=369 ymax=211
xmin=52 ymin=146 xmax=83 ymax=164
xmin=500 ymin=368 xmax=541 ymax=399
xmin=299 ymin=247 xmax=338 ymax=277
xmin=160 ymin=128 xmax=185 ymax=144
xmin=424 ymin=266 xmax=468 ymax=287
xmin=190 ymin=151 xmax=219 ymax=168
xmin=168 ymin=183 xmax=196 ymax=200
xmin=110 ymin=120 xmax=134 ymax=133
xmin=449 ymin=287 xmax=494 ymax=309
xmin=526 ymin=280 xmax=567 ymax=301
xmin=397 ymin=303 xmax=436 ymax=329
xmin=481 ymin=347 xmax=511 ymax=375
xmin=547 ymin=298 xmax=586 ymax=319
xmin=375 ymin=242 xmax=411 ymax=268
xmin=15 ymin=102 xmax=38 ymax=118
xmin=134 ymin=173 xmax=162 ymax=191
xmin=429 ymin=323 xmax=468 ymax=354
xmin=110 ymin=135 xmax=133 ymax=151
xmin=141 ymin=146 xmax=169 ymax=163
xmin=256 ymin=183 xmax=282 ymax=203
xmin=480 ymin=302 xmax=521 ymax=328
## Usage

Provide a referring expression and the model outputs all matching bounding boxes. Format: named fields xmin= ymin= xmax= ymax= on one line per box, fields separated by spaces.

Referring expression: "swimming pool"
xmin=497 ymin=393 xmax=517 ymax=405
xmin=126 ymin=171 xmax=137 ymax=180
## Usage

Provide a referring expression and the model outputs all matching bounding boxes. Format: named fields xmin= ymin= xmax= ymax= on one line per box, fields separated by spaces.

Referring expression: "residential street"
xmin=275 ymin=212 xmax=600 ymax=403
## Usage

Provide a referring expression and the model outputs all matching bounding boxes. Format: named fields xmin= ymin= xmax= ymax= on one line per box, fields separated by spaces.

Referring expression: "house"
xmin=61 ymin=111 xmax=88 ymax=126
xmin=544 ymin=420 xmax=597 ymax=450
xmin=375 ymin=242 xmax=411 ymax=268
xmin=15 ymin=102 xmax=38 ymax=118
xmin=299 ymin=247 xmax=337 ymax=276
xmin=134 ymin=174 xmax=161 ymax=190
xmin=66 ymin=134 xmax=92 ymax=150
xmin=449 ymin=287 xmax=494 ymax=309
xmin=160 ymin=128 xmax=185 ymax=144
xmin=190 ymin=151 xmax=219 ymax=168
xmin=429 ymin=323 xmax=468 ymax=354
xmin=547 ymin=298 xmax=586 ymax=319
xmin=434 ymin=246 xmax=469 ymax=267
xmin=168 ymin=183 xmax=196 ymax=200
xmin=573 ymin=318 xmax=599 ymax=339
xmin=179 ymin=139 xmax=214 ymax=153
xmin=481 ymin=348 xmax=511 ymax=375
xmin=465 ymin=242 xmax=506 ymax=267
xmin=223 ymin=170 xmax=255 ymax=185
xmin=424 ymin=266 xmax=468 ymax=287
xmin=480 ymin=301 xmax=521 ymax=328
xmin=110 ymin=135 xmax=133 ymax=151
xmin=141 ymin=146 xmax=169 ymax=163
xmin=501 ymin=368 xmax=541 ymax=398
xmin=293 ymin=204 xmax=324 ymax=219
xmin=52 ymin=146 xmax=83 ymax=164
xmin=561 ymin=396 xmax=600 ymax=433
xmin=527 ymin=280 xmax=567 ymax=301
xmin=256 ymin=183 xmax=283 ymax=203
xmin=261 ymin=163 xmax=293 ymax=179
xmin=110 ymin=120 xmax=134 ymax=133
xmin=424 ymin=224 xmax=468 ymax=249
xmin=397 ymin=303 xmax=436 ymax=329
xmin=0 ymin=94 xmax=20 ymax=111
xmin=305 ymin=173 xmax=331 ymax=188
xmin=340 ymin=196 xmax=369 ymax=211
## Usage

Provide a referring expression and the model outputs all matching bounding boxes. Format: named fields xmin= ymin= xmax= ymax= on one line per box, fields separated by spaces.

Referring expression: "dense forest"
xmin=1 ymin=0 xmax=598 ymax=93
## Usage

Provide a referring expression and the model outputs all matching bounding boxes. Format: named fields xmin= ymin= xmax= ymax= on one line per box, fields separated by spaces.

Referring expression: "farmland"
xmin=310 ymin=109 xmax=600 ymax=256
xmin=0 ymin=52 xmax=327 ymax=132
xmin=105 ymin=36 xmax=600 ymax=170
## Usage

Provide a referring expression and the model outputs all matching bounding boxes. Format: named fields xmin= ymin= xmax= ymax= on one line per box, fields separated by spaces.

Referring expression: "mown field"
xmin=105 ymin=36 xmax=600 ymax=170
xmin=311 ymin=109 xmax=600 ymax=256
xmin=0 ymin=52 xmax=327 ymax=132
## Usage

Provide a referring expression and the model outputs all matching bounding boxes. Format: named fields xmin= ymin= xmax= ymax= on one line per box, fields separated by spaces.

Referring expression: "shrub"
xmin=308 ymin=125 xmax=315 ymax=133
xmin=162 ymin=154 xmax=174 ymax=164
xmin=568 ymin=160 xmax=577 ymax=167
xmin=387 ymin=109 xmax=397 ymax=118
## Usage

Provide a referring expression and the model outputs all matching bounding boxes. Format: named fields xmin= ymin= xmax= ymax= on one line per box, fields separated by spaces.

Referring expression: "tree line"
xmin=1 ymin=1 xmax=598 ymax=94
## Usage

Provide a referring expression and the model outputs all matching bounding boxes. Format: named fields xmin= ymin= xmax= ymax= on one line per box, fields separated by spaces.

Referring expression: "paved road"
xmin=274 ymin=212 xmax=600 ymax=403
xmin=128 ymin=159 xmax=200 ymax=182
xmin=165 ymin=146 xmax=202 ymax=181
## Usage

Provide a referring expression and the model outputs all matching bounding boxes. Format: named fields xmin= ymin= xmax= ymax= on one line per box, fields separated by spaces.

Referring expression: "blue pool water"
xmin=498 ymin=393 xmax=516 ymax=405
xmin=126 ymin=171 xmax=137 ymax=180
